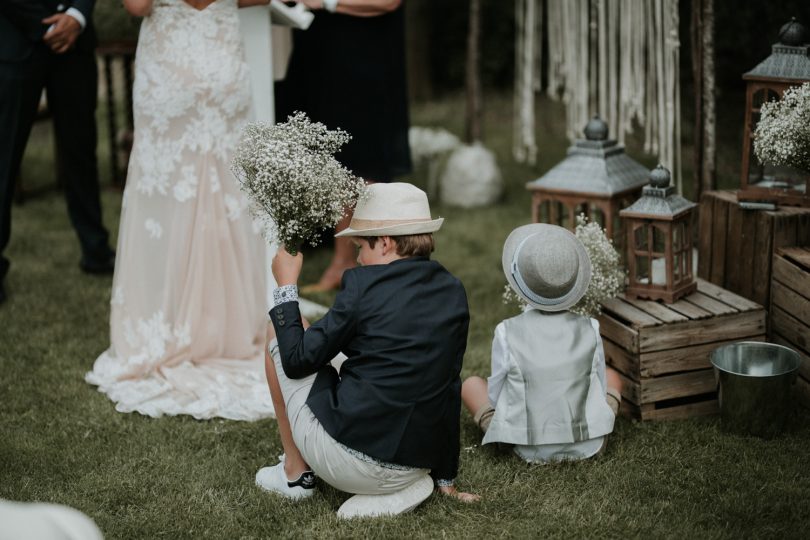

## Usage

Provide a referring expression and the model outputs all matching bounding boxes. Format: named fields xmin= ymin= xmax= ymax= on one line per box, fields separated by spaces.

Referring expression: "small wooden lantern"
xmin=526 ymin=116 xmax=649 ymax=247
xmin=740 ymin=18 xmax=810 ymax=207
xmin=620 ymin=165 xmax=697 ymax=303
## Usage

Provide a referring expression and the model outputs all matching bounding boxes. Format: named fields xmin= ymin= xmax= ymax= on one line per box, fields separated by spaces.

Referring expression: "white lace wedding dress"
xmin=86 ymin=0 xmax=273 ymax=420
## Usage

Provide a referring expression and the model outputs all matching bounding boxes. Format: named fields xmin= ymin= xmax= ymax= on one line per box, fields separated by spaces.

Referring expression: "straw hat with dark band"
xmin=502 ymin=224 xmax=592 ymax=312
xmin=335 ymin=183 xmax=443 ymax=237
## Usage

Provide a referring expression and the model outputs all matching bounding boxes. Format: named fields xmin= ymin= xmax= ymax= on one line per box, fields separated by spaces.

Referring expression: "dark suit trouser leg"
xmin=0 ymin=59 xmax=34 ymax=283
xmin=46 ymin=47 xmax=111 ymax=262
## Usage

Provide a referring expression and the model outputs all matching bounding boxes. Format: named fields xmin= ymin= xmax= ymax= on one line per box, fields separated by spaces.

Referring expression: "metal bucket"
xmin=711 ymin=341 xmax=802 ymax=438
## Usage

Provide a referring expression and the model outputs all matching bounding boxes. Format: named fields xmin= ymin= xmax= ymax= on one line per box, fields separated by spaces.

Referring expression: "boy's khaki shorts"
xmin=268 ymin=339 xmax=429 ymax=495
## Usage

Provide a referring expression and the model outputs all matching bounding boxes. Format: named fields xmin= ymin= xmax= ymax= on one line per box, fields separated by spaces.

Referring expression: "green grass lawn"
xmin=1 ymin=93 xmax=808 ymax=539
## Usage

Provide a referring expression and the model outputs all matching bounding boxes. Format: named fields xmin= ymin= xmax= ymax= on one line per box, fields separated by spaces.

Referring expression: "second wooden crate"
xmin=598 ymin=279 xmax=767 ymax=421
xmin=769 ymin=247 xmax=810 ymax=408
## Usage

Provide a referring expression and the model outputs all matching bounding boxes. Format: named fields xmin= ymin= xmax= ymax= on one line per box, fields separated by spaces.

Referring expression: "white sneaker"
xmin=255 ymin=462 xmax=316 ymax=500
xmin=337 ymin=474 xmax=433 ymax=519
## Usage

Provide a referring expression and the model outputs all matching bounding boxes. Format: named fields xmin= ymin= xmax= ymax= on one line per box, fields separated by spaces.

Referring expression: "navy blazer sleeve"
xmin=270 ymin=272 xmax=359 ymax=379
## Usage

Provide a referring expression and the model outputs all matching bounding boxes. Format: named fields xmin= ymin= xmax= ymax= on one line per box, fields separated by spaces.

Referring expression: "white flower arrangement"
xmin=231 ymin=112 xmax=366 ymax=253
xmin=754 ymin=82 xmax=810 ymax=172
xmin=503 ymin=215 xmax=625 ymax=318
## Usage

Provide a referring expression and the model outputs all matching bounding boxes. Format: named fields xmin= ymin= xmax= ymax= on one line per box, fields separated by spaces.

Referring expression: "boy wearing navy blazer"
xmin=257 ymin=183 xmax=479 ymax=518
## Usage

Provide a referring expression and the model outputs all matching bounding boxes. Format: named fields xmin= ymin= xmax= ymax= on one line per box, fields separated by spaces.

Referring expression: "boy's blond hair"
xmin=361 ymin=234 xmax=435 ymax=258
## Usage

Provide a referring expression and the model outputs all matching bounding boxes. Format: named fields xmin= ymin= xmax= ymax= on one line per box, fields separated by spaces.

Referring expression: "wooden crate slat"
xmin=772 ymin=211 xmax=800 ymax=255
xmin=667 ymin=299 xmax=713 ymax=319
xmin=772 ymin=333 xmax=810 ymax=381
xmin=781 ymin=247 xmax=810 ymax=272
xmin=771 ymin=280 xmax=810 ymax=331
xmin=640 ymin=335 xmax=767 ymax=378
xmin=639 ymin=310 xmax=766 ymax=352
xmin=601 ymin=297 xmax=662 ymax=328
xmin=696 ymin=278 xmax=760 ymax=312
xmin=597 ymin=312 xmax=639 ymax=353
xmin=738 ymin=205 xmax=758 ymax=300
xmin=684 ymin=291 xmax=738 ymax=316
xmin=602 ymin=337 xmax=640 ymax=380
xmin=752 ymin=210 xmax=774 ymax=306
xmin=620 ymin=295 xmax=688 ymax=323
xmin=770 ymin=306 xmax=810 ymax=355
xmin=639 ymin=369 xmax=717 ymax=404
xmin=709 ymin=194 xmax=729 ymax=285
xmin=638 ymin=400 xmax=718 ymax=422
xmin=725 ymin=200 xmax=744 ymax=295
xmin=798 ymin=213 xmax=810 ymax=246
xmin=698 ymin=192 xmax=713 ymax=280
xmin=772 ymin=253 xmax=810 ymax=296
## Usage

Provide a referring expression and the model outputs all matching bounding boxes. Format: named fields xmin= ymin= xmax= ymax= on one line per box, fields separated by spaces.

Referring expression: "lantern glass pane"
xmin=752 ymin=88 xmax=779 ymax=109
xmin=590 ymin=206 xmax=605 ymax=229
xmin=652 ymin=255 xmax=667 ymax=285
xmin=653 ymin=225 xmax=666 ymax=254
xmin=537 ymin=201 xmax=548 ymax=223
xmin=673 ymin=253 xmax=681 ymax=282
xmin=635 ymin=256 xmax=650 ymax=284
xmin=634 ymin=225 xmax=647 ymax=250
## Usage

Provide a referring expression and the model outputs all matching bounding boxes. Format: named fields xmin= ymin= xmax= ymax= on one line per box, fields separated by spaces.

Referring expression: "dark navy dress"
xmin=275 ymin=4 xmax=412 ymax=182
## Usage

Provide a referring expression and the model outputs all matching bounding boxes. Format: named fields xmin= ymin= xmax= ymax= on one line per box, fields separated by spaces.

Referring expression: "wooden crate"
xmin=598 ymin=278 xmax=767 ymax=421
xmin=769 ymin=247 xmax=810 ymax=408
xmin=698 ymin=190 xmax=810 ymax=308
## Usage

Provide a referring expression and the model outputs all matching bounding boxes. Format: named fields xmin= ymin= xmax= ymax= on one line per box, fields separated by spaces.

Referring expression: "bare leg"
xmin=461 ymin=376 xmax=490 ymax=417
xmin=264 ymin=322 xmax=310 ymax=479
xmin=606 ymin=367 xmax=622 ymax=395
xmin=605 ymin=367 xmax=622 ymax=416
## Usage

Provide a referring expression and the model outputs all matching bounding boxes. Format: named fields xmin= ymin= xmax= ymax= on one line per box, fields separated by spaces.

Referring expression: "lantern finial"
xmin=778 ymin=17 xmax=808 ymax=47
xmin=584 ymin=115 xmax=609 ymax=141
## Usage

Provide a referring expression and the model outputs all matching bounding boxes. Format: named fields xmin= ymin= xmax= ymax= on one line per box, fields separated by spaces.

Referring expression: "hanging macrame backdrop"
xmin=514 ymin=0 xmax=682 ymax=192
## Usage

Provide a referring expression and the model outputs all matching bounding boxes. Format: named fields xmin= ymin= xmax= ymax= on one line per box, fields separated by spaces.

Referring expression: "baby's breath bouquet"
xmin=503 ymin=215 xmax=625 ymax=318
xmin=754 ymin=82 xmax=810 ymax=172
xmin=231 ymin=112 xmax=366 ymax=253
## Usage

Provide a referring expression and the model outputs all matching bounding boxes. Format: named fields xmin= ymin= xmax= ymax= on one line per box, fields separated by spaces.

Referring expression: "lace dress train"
xmin=86 ymin=0 xmax=273 ymax=420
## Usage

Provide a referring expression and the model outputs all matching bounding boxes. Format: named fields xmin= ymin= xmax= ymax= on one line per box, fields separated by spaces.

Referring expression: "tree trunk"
xmin=405 ymin=0 xmax=433 ymax=102
xmin=691 ymin=0 xmax=716 ymax=201
xmin=701 ymin=0 xmax=716 ymax=196
xmin=465 ymin=0 xmax=482 ymax=143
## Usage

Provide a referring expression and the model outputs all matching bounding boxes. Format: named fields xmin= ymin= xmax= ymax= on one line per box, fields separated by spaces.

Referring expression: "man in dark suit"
xmin=255 ymin=183 xmax=479 ymax=518
xmin=0 ymin=0 xmax=114 ymax=304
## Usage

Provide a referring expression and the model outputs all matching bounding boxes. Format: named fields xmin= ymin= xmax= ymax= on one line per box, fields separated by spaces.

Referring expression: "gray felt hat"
xmin=502 ymin=224 xmax=592 ymax=312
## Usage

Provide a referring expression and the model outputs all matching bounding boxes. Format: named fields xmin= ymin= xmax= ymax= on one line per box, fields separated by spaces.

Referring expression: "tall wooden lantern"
xmin=526 ymin=116 xmax=649 ymax=247
xmin=740 ymin=18 xmax=810 ymax=207
xmin=621 ymin=165 xmax=697 ymax=303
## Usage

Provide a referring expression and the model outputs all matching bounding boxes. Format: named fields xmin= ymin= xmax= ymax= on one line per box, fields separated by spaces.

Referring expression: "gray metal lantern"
xmin=740 ymin=18 xmax=810 ymax=207
xmin=620 ymin=165 xmax=697 ymax=303
xmin=526 ymin=116 xmax=649 ymax=247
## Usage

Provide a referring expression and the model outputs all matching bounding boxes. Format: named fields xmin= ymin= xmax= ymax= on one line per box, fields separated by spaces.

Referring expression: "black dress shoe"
xmin=80 ymin=252 xmax=116 ymax=275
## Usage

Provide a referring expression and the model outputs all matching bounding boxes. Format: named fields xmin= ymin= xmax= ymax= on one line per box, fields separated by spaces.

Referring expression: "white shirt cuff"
xmin=65 ymin=7 xmax=86 ymax=31
xmin=272 ymin=285 xmax=299 ymax=308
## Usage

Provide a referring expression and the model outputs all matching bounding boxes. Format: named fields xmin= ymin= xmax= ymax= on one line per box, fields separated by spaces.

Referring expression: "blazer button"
xmin=274 ymin=308 xmax=283 ymax=314
xmin=278 ymin=320 xmax=286 ymax=326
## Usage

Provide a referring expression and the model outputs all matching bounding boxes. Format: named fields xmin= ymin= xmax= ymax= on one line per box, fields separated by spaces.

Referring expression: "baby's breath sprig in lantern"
xmin=231 ymin=112 xmax=366 ymax=253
